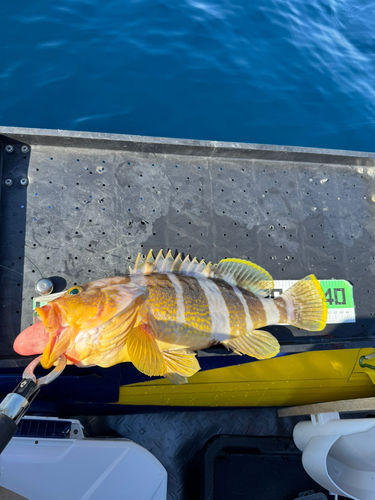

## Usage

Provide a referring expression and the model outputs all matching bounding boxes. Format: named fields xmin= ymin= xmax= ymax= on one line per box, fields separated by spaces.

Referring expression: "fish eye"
xmin=67 ymin=286 xmax=84 ymax=295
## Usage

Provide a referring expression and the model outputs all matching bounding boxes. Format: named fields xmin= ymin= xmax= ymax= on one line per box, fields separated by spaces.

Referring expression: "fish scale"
xmin=145 ymin=274 xmax=178 ymax=321
xmin=175 ymin=275 xmax=212 ymax=332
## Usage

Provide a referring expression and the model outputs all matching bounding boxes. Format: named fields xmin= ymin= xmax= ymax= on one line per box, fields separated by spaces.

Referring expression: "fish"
xmin=14 ymin=250 xmax=327 ymax=384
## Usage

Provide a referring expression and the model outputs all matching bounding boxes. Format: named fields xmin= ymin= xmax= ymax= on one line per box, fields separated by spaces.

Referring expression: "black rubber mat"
xmin=80 ymin=408 xmax=300 ymax=500
xmin=201 ymin=435 xmax=330 ymax=500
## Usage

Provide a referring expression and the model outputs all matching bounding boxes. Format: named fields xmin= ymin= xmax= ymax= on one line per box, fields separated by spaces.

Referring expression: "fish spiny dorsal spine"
xmin=130 ymin=250 xmax=213 ymax=277
xmin=170 ymin=253 xmax=183 ymax=272
xmin=153 ymin=249 xmax=164 ymax=270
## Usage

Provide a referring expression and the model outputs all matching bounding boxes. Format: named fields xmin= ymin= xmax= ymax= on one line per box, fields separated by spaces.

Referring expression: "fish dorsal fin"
xmin=129 ymin=250 xmax=212 ymax=277
xmin=170 ymin=253 xmax=183 ymax=272
xmin=129 ymin=250 xmax=154 ymax=275
xmin=129 ymin=249 xmax=153 ymax=275
xmin=130 ymin=252 xmax=273 ymax=293
xmin=211 ymin=258 xmax=274 ymax=297
xmin=159 ymin=249 xmax=175 ymax=272
xmin=175 ymin=255 xmax=212 ymax=276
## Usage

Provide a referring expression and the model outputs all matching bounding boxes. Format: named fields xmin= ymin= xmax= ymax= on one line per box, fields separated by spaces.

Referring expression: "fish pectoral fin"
xmin=162 ymin=349 xmax=201 ymax=379
xmin=126 ymin=324 xmax=166 ymax=376
xmin=164 ymin=373 xmax=188 ymax=385
xmin=221 ymin=330 xmax=280 ymax=360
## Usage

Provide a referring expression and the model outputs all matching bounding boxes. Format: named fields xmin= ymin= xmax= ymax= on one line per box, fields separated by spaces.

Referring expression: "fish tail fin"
xmin=277 ymin=275 xmax=327 ymax=331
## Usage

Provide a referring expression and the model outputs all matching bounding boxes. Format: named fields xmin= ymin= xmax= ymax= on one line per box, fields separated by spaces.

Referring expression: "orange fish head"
xmin=14 ymin=277 xmax=145 ymax=369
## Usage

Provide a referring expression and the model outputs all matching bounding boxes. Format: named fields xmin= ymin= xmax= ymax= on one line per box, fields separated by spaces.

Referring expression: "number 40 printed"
xmin=325 ymin=287 xmax=346 ymax=307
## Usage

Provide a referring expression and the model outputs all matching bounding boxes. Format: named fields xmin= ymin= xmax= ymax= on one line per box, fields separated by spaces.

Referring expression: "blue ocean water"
xmin=1 ymin=0 xmax=375 ymax=151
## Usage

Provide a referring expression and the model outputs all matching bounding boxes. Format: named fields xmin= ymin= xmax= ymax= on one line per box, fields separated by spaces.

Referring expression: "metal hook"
xmin=22 ymin=355 xmax=67 ymax=386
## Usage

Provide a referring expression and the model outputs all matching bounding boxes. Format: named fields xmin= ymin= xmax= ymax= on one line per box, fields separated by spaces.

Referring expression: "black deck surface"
xmin=1 ymin=128 xmax=375 ymax=367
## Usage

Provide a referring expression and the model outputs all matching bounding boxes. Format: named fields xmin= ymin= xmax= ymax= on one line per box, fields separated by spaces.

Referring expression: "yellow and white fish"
xmin=14 ymin=250 xmax=327 ymax=384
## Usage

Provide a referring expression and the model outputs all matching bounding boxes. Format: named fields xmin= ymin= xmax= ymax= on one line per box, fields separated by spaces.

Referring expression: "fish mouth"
xmin=13 ymin=303 xmax=62 ymax=361
xmin=13 ymin=303 xmax=78 ymax=368
xmin=36 ymin=303 xmax=74 ymax=369
xmin=40 ymin=328 xmax=65 ymax=369
xmin=40 ymin=327 xmax=77 ymax=368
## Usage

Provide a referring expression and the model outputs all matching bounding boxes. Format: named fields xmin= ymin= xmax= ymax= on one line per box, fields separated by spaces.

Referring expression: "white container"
xmin=0 ymin=418 xmax=167 ymax=500
xmin=294 ymin=413 xmax=375 ymax=500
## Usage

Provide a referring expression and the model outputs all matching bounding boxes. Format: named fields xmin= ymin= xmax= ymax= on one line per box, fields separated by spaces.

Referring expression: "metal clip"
xmin=359 ymin=349 xmax=375 ymax=370
xmin=22 ymin=355 xmax=67 ymax=387
xmin=0 ymin=355 xmax=67 ymax=425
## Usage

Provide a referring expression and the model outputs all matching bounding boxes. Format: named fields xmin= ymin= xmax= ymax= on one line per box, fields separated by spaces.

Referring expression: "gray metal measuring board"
xmin=1 ymin=127 xmax=375 ymax=368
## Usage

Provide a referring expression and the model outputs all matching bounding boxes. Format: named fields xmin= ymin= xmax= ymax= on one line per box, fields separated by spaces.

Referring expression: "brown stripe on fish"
xmin=212 ymin=279 xmax=248 ymax=337
xmin=176 ymin=275 xmax=212 ymax=332
xmin=144 ymin=273 xmax=178 ymax=322
xmin=273 ymin=296 xmax=288 ymax=323
xmin=242 ymin=290 xmax=267 ymax=329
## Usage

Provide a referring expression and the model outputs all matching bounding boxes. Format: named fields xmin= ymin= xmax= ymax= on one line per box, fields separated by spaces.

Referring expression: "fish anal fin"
xmin=222 ymin=330 xmax=280 ymax=360
xmin=164 ymin=373 xmax=188 ymax=385
xmin=163 ymin=349 xmax=201 ymax=378
xmin=212 ymin=259 xmax=274 ymax=297
xmin=126 ymin=324 xmax=166 ymax=376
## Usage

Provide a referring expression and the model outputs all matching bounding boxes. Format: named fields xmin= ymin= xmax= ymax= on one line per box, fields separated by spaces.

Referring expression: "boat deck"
xmin=1 ymin=127 xmax=374 ymax=367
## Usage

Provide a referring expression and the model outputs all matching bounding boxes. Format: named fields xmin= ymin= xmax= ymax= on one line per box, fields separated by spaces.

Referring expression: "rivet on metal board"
xmin=5 ymin=145 xmax=14 ymax=153
xmin=21 ymin=145 xmax=29 ymax=153
xmin=20 ymin=178 xmax=29 ymax=186
xmin=4 ymin=179 xmax=13 ymax=186
xmin=35 ymin=278 xmax=54 ymax=295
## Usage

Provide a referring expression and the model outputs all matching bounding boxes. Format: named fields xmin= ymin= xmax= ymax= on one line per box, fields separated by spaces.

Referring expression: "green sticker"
xmin=319 ymin=280 xmax=354 ymax=309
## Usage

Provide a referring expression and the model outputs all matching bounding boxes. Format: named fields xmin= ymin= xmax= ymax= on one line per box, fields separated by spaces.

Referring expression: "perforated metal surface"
xmin=1 ymin=127 xmax=375 ymax=368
